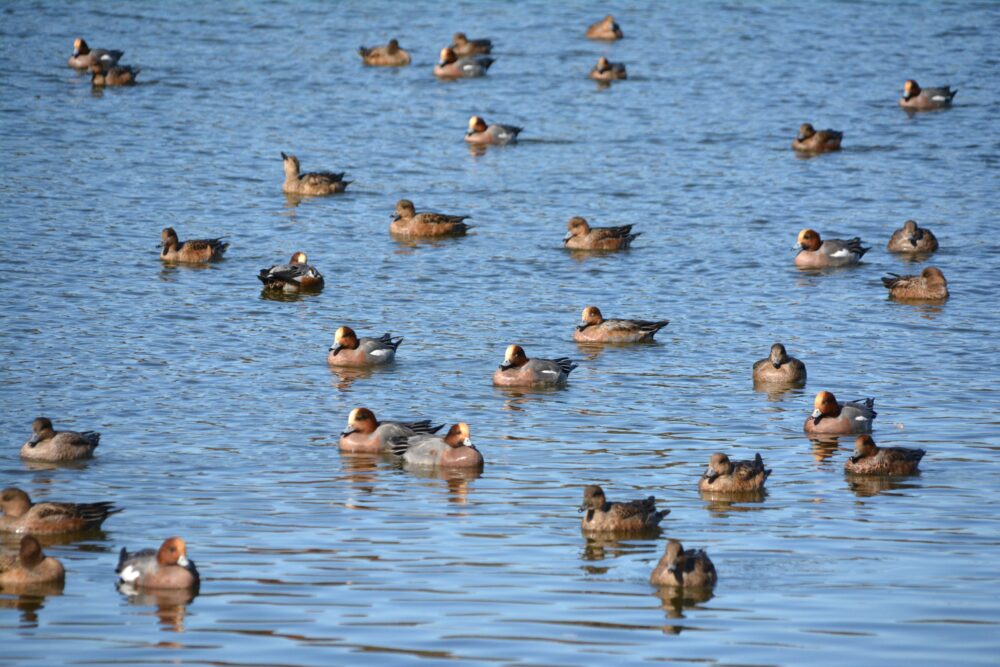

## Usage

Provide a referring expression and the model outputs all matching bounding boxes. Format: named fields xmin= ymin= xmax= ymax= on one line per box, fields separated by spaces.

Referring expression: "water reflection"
xmin=845 ymin=474 xmax=921 ymax=498
xmin=19 ymin=458 xmax=94 ymax=473
xmin=258 ymin=289 xmax=320 ymax=303
xmin=807 ymin=435 xmax=845 ymax=463
xmin=700 ymin=489 xmax=767 ymax=515
xmin=327 ymin=365 xmax=375 ymax=391
xmin=493 ymin=385 xmax=567 ymax=411
xmin=0 ymin=587 xmax=63 ymax=625
xmin=652 ymin=586 xmax=714 ymax=635
xmin=752 ymin=381 xmax=807 ymax=401
xmin=118 ymin=583 xmax=198 ymax=633
xmin=401 ymin=464 xmax=483 ymax=505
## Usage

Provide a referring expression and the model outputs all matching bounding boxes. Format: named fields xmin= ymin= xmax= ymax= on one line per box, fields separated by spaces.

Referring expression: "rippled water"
xmin=2 ymin=1 xmax=999 ymax=665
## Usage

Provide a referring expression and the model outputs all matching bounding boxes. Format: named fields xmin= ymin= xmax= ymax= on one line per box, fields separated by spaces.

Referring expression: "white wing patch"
xmin=931 ymin=95 xmax=947 ymax=102
xmin=830 ymin=248 xmax=851 ymax=258
xmin=856 ymin=416 xmax=869 ymax=421
xmin=119 ymin=565 xmax=141 ymax=583
xmin=370 ymin=349 xmax=390 ymax=358
xmin=541 ymin=370 xmax=558 ymax=375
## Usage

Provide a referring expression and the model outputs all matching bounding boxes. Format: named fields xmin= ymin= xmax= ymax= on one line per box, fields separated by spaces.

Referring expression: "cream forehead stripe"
xmin=504 ymin=344 xmax=519 ymax=358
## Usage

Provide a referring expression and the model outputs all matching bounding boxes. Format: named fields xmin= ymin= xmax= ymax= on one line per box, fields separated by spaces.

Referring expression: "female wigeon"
xmin=327 ymin=326 xmax=401 ymax=367
xmin=649 ymin=540 xmax=717 ymax=589
xmin=0 ymin=536 xmax=65 ymax=587
xmin=281 ymin=152 xmax=351 ymax=196
xmin=68 ymin=38 xmax=124 ymax=69
xmin=699 ymin=453 xmax=770 ymax=493
xmin=434 ymin=47 xmax=494 ymax=78
xmin=358 ymin=39 xmax=411 ymax=66
xmin=390 ymin=199 xmax=470 ymax=237
xmin=844 ymin=435 xmax=925 ymax=475
xmin=258 ymin=252 xmax=324 ymax=292
xmin=160 ymin=227 xmax=228 ymax=263
xmin=792 ymin=123 xmax=843 ymax=153
xmin=573 ymin=306 xmax=668 ymax=343
xmin=882 ymin=267 xmax=949 ymax=302
xmin=794 ymin=229 xmax=869 ymax=268
xmin=899 ymin=79 xmax=957 ymax=110
xmin=117 ymin=537 xmax=199 ymax=590
xmin=586 ymin=15 xmax=624 ymax=40
xmin=450 ymin=32 xmax=493 ymax=55
xmin=579 ymin=485 xmax=669 ymax=534
xmin=589 ymin=56 xmax=627 ymax=81
xmin=465 ymin=116 xmax=522 ymax=146
xmin=492 ymin=344 xmax=577 ymax=387
xmin=20 ymin=417 xmax=99 ymax=461
xmin=89 ymin=60 xmax=139 ymax=86
xmin=339 ymin=407 xmax=443 ymax=453
xmin=887 ymin=219 xmax=939 ymax=253
xmin=752 ymin=343 xmax=807 ymax=385
xmin=804 ymin=391 xmax=876 ymax=435
xmin=390 ymin=423 xmax=483 ymax=468
xmin=0 ymin=487 xmax=121 ymax=534
xmin=564 ymin=216 xmax=639 ymax=250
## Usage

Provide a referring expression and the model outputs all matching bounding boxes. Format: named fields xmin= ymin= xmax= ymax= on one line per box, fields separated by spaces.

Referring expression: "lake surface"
xmin=2 ymin=1 xmax=999 ymax=665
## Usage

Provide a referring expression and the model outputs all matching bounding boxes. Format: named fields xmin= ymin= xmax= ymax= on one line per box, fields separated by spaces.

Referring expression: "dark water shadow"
xmin=258 ymin=287 xmax=323 ymax=303
xmin=700 ymin=488 xmax=768 ymax=515
xmin=845 ymin=473 xmax=922 ymax=498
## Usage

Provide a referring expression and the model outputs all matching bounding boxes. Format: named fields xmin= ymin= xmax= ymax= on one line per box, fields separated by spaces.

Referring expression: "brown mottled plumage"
xmin=752 ymin=343 xmax=807 ymax=385
xmin=882 ymin=267 xmax=949 ymax=302
xmin=281 ymin=152 xmax=351 ymax=195
xmin=845 ymin=435 xmax=925 ymax=475
xmin=20 ymin=417 xmax=99 ymax=461
xmin=699 ymin=453 xmax=771 ymax=493
xmin=887 ymin=219 xmax=938 ymax=253
xmin=0 ymin=536 xmax=65 ymax=587
xmin=358 ymin=39 xmax=411 ymax=66
xmin=792 ymin=123 xmax=843 ymax=153
xmin=586 ymin=15 xmax=624 ymax=40
xmin=1 ymin=487 xmax=121 ymax=534
xmin=574 ymin=305 xmax=668 ymax=343
xmin=579 ymin=485 xmax=669 ymax=534
xmin=649 ymin=540 xmax=717 ymax=589
xmin=160 ymin=227 xmax=228 ymax=263
xmin=564 ymin=217 xmax=639 ymax=250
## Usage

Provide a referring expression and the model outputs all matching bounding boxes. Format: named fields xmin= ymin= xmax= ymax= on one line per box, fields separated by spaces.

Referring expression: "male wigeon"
xmin=844 ymin=435 xmax=925 ymax=475
xmin=0 ymin=487 xmax=121 ymax=534
xmin=390 ymin=423 xmax=483 ymax=468
xmin=589 ymin=56 xmax=627 ymax=81
xmin=390 ymin=199 xmax=470 ymax=237
xmin=752 ymin=343 xmax=807 ymax=385
xmin=586 ymin=15 xmax=624 ymax=40
xmin=20 ymin=417 xmax=99 ymax=461
xmin=579 ymin=485 xmax=669 ymax=534
xmin=649 ymin=540 xmax=717 ymax=589
xmin=573 ymin=305 xmax=668 ymax=343
xmin=68 ymin=38 xmax=124 ymax=69
xmin=450 ymin=32 xmax=493 ymax=55
xmin=887 ymin=219 xmax=939 ymax=253
xmin=281 ymin=152 xmax=351 ymax=196
xmin=465 ymin=115 xmax=522 ymax=146
xmin=564 ymin=216 xmax=639 ymax=250
xmin=792 ymin=123 xmax=843 ymax=153
xmin=492 ymin=344 xmax=577 ymax=387
xmin=339 ymin=407 xmax=443 ymax=453
xmin=327 ymin=326 xmax=401 ymax=367
xmin=358 ymin=39 xmax=411 ymax=66
xmin=89 ymin=60 xmax=139 ymax=86
xmin=0 ymin=536 xmax=65 ymax=587
xmin=160 ymin=227 xmax=228 ymax=263
xmin=699 ymin=453 xmax=770 ymax=493
xmin=882 ymin=267 xmax=949 ymax=302
xmin=794 ymin=229 xmax=869 ymax=268
xmin=117 ymin=537 xmax=199 ymax=590
xmin=434 ymin=47 xmax=494 ymax=78
xmin=899 ymin=79 xmax=956 ymax=111
xmin=804 ymin=391 xmax=876 ymax=435
xmin=257 ymin=251 xmax=324 ymax=292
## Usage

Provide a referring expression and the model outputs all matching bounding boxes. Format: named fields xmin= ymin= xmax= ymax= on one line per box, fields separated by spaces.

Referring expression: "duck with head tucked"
xmin=699 ymin=453 xmax=771 ymax=493
xmin=589 ymin=56 xmax=627 ymax=81
xmin=649 ymin=540 xmax=717 ymax=589
xmin=845 ymin=435 xmax=925 ymax=475
xmin=493 ymin=344 xmax=577 ymax=387
xmin=465 ymin=115 xmax=522 ymax=146
xmin=434 ymin=47 xmax=494 ymax=78
xmin=339 ymin=408 xmax=444 ymax=453
xmin=117 ymin=537 xmax=199 ymax=590
xmin=281 ymin=152 xmax=351 ymax=196
xmin=574 ymin=306 xmax=668 ymax=343
xmin=327 ymin=326 xmax=401 ymax=368
xmin=793 ymin=228 xmax=869 ymax=268
xmin=882 ymin=267 xmax=948 ymax=302
xmin=21 ymin=417 xmax=99 ymax=462
xmin=1 ymin=487 xmax=121 ymax=534
xmin=899 ymin=79 xmax=956 ymax=111
xmin=0 ymin=536 xmax=65 ymax=588
xmin=390 ymin=199 xmax=470 ymax=237
xmin=89 ymin=60 xmax=139 ymax=86
xmin=68 ymin=37 xmax=124 ymax=69
xmin=564 ymin=216 xmax=639 ymax=250
xmin=887 ymin=219 xmax=938 ymax=254
xmin=586 ymin=15 xmax=624 ymax=40
xmin=579 ymin=485 xmax=669 ymax=535
xmin=160 ymin=227 xmax=228 ymax=263
xmin=358 ymin=39 xmax=411 ymax=66
xmin=752 ymin=343 xmax=806 ymax=385
xmin=792 ymin=123 xmax=843 ymax=154
xmin=258 ymin=251 xmax=324 ymax=292
xmin=450 ymin=32 xmax=492 ymax=55
xmin=391 ymin=422 xmax=483 ymax=468
xmin=804 ymin=391 xmax=876 ymax=435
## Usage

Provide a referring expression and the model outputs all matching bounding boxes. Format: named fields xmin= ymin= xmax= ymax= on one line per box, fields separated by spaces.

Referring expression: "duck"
xmin=68 ymin=38 xmax=124 ymax=69
xmin=586 ymin=15 xmax=624 ymax=40
xmin=257 ymin=251 xmax=324 ymax=292
xmin=792 ymin=123 xmax=843 ymax=153
xmin=390 ymin=423 xmax=483 ymax=468
xmin=573 ymin=305 xmax=668 ymax=343
xmin=578 ymin=485 xmax=669 ymax=534
xmin=465 ymin=115 xmax=522 ymax=146
xmin=327 ymin=326 xmax=401 ymax=367
xmin=160 ymin=227 xmax=228 ymax=263
xmin=589 ymin=56 xmax=627 ymax=81
xmin=20 ymin=417 xmax=99 ymax=461
xmin=752 ymin=343 xmax=807 ymax=384
xmin=844 ymin=435 xmax=925 ymax=475
xmin=89 ymin=60 xmax=139 ymax=86
xmin=339 ymin=407 xmax=444 ymax=453
xmin=434 ymin=47 xmax=494 ymax=78
xmin=699 ymin=453 xmax=771 ymax=493
xmin=887 ymin=219 xmax=939 ymax=253
xmin=492 ymin=344 xmax=577 ymax=387
xmin=564 ymin=216 xmax=639 ymax=250
xmin=0 ymin=536 xmax=65 ymax=587
xmin=882 ymin=267 xmax=948 ymax=302
xmin=390 ymin=199 xmax=470 ymax=237
xmin=450 ymin=32 xmax=492 ymax=55
xmin=649 ymin=540 xmax=717 ymax=589
xmin=794 ymin=229 xmax=869 ymax=268
xmin=804 ymin=391 xmax=876 ymax=435
xmin=281 ymin=152 xmax=351 ymax=196
xmin=899 ymin=79 xmax=957 ymax=111
xmin=358 ymin=39 xmax=411 ymax=66
xmin=0 ymin=487 xmax=121 ymax=534
xmin=116 ymin=537 xmax=199 ymax=590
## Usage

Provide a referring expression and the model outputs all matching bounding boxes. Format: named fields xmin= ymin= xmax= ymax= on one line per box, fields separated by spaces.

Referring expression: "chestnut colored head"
xmin=1 ymin=487 xmax=32 ymax=517
xmin=811 ymin=391 xmax=841 ymax=423
xmin=73 ymin=38 xmax=89 ymax=56
xmin=344 ymin=407 xmax=378 ymax=436
xmin=579 ymin=485 xmax=607 ymax=511
xmin=769 ymin=343 xmax=789 ymax=368
xmin=329 ymin=326 xmax=359 ymax=356
xmin=443 ymin=422 xmax=472 ymax=448
xmin=902 ymin=79 xmax=920 ymax=100
xmin=157 ymin=537 xmax=190 ymax=567
xmin=467 ymin=115 xmax=488 ymax=133
xmin=290 ymin=251 xmax=308 ymax=264
xmin=499 ymin=344 xmax=528 ymax=370
xmin=580 ymin=306 xmax=604 ymax=327
xmin=795 ymin=229 xmax=822 ymax=252
xmin=438 ymin=47 xmax=457 ymax=65
xmin=19 ymin=536 xmax=46 ymax=569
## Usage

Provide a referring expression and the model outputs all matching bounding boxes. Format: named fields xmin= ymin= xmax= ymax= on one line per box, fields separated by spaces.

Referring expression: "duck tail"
xmin=82 ymin=431 xmax=100 ymax=447
xmin=881 ymin=274 xmax=900 ymax=288
xmin=388 ymin=436 xmax=409 ymax=457
xmin=115 ymin=547 xmax=129 ymax=573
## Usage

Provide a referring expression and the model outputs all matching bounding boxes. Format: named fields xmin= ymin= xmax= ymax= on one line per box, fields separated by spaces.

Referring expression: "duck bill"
xmin=703 ymin=468 xmax=719 ymax=482
xmin=499 ymin=361 xmax=514 ymax=371
xmin=391 ymin=213 xmax=400 ymax=221
xmin=793 ymin=243 xmax=803 ymax=251
xmin=28 ymin=434 xmax=42 ymax=445
xmin=666 ymin=563 xmax=678 ymax=573
xmin=563 ymin=232 xmax=574 ymax=243
xmin=811 ymin=408 xmax=823 ymax=425
xmin=908 ymin=236 xmax=918 ymax=246
xmin=330 ymin=344 xmax=343 ymax=356
xmin=340 ymin=427 xmax=356 ymax=437
xmin=796 ymin=133 xmax=807 ymax=141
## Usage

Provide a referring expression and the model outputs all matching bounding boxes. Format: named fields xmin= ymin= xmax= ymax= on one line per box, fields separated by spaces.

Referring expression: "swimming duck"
xmin=579 ymin=485 xmax=669 ymax=534
xmin=792 ymin=123 xmax=843 ymax=153
xmin=899 ymin=79 xmax=956 ymax=110
xmin=0 ymin=487 xmax=121 ymax=534
xmin=804 ymin=391 xmax=876 ymax=435
xmin=358 ymin=39 xmax=411 ymax=66
xmin=844 ymin=435 xmax=925 ymax=475
xmin=390 ymin=199 xmax=470 ymax=237
xmin=160 ymin=227 xmax=228 ymax=263
xmin=339 ymin=407 xmax=444 ymax=453
xmin=752 ymin=343 xmax=807 ymax=384
xmin=450 ymin=32 xmax=492 ymax=55
xmin=257 ymin=251 xmax=324 ymax=292
xmin=465 ymin=115 xmax=522 ymax=145
xmin=573 ymin=306 xmax=668 ymax=343
xmin=887 ymin=219 xmax=939 ymax=253
xmin=564 ymin=216 xmax=639 ymax=250
xmin=0 ymin=536 xmax=65 ymax=587
xmin=589 ymin=56 xmax=627 ymax=81
xmin=649 ymin=540 xmax=717 ymax=589
xmin=281 ymin=152 xmax=351 ymax=196
xmin=20 ymin=417 xmax=99 ymax=461
xmin=117 ymin=537 xmax=199 ymax=590
xmin=89 ymin=60 xmax=139 ymax=86
xmin=882 ymin=267 xmax=948 ymax=302
xmin=68 ymin=38 xmax=124 ymax=69
xmin=327 ymin=326 xmax=401 ymax=367
xmin=390 ymin=422 xmax=483 ymax=468
xmin=699 ymin=453 xmax=771 ymax=493
xmin=586 ymin=15 xmax=624 ymax=40
xmin=434 ymin=47 xmax=494 ymax=78
xmin=794 ymin=229 xmax=869 ymax=268
xmin=492 ymin=344 xmax=577 ymax=387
